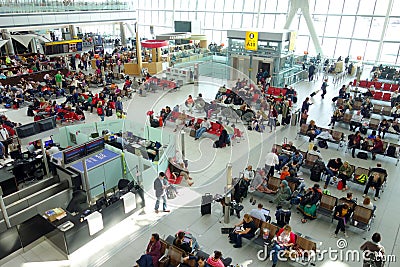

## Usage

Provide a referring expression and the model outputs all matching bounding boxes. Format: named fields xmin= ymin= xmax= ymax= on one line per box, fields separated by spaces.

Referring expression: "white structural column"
xmin=120 ymin=22 xmax=127 ymax=46
xmin=256 ymin=0 xmax=262 ymax=28
xmin=375 ymin=0 xmax=394 ymax=63
xmin=1 ymin=29 xmax=15 ymax=55
xmin=284 ymin=0 xmax=324 ymax=57
xmin=172 ymin=0 xmax=176 ymax=30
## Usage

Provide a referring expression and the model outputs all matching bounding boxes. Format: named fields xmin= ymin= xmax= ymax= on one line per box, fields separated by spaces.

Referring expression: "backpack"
xmin=323 ymin=189 xmax=331 ymax=195
xmin=337 ymin=180 xmax=344 ymax=190
xmin=318 ymin=140 xmax=328 ymax=149
xmin=357 ymin=151 xmax=368 ymax=160
xmin=166 ymin=185 xmax=177 ymax=199
xmin=355 ymin=174 xmax=368 ymax=185
xmin=97 ymin=107 xmax=104 ymax=115
xmin=386 ymin=145 xmax=396 ymax=157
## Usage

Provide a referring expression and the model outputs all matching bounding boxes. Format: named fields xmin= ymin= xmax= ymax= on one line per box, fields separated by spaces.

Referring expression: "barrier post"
xmin=0 ymin=186 xmax=11 ymax=228
xmin=224 ymin=163 xmax=233 ymax=224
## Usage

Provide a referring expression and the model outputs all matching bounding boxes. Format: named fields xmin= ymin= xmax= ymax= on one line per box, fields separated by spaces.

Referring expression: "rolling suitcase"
xmin=106 ymin=108 xmax=113 ymax=117
xmin=291 ymin=111 xmax=299 ymax=126
xmin=201 ymin=193 xmax=212 ymax=215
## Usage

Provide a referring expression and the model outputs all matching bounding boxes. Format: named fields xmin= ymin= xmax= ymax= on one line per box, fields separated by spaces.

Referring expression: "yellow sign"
xmin=245 ymin=31 xmax=258 ymax=51
xmin=289 ymin=31 xmax=297 ymax=51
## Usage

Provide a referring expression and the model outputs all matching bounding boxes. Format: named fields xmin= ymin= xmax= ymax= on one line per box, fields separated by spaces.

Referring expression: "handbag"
xmin=337 ymin=180 xmax=344 ymax=190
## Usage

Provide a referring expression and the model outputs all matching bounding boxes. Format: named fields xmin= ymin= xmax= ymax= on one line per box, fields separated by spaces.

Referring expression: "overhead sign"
xmin=245 ymin=31 xmax=258 ymax=51
xmin=289 ymin=31 xmax=297 ymax=51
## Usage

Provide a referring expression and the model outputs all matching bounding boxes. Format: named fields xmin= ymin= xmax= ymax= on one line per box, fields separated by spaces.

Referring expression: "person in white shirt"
xmin=243 ymin=165 xmax=255 ymax=181
xmin=194 ymin=118 xmax=211 ymax=140
xmin=265 ymin=151 xmax=279 ymax=177
xmin=308 ymin=145 xmax=323 ymax=160
xmin=46 ymin=144 xmax=60 ymax=157
xmin=249 ymin=203 xmax=267 ymax=222
xmin=0 ymin=125 xmax=10 ymax=157
xmin=349 ymin=110 xmax=363 ymax=132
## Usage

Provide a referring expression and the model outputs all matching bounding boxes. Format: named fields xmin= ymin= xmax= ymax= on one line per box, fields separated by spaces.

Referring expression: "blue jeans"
xmin=277 ymin=155 xmax=290 ymax=170
xmin=325 ymin=168 xmax=336 ymax=185
xmin=270 ymin=244 xmax=287 ymax=264
xmin=268 ymin=118 xmax=276 ymax=131
xmin=195 ymin=127 xmax=207 ymax=138
xmin=155 ymin=195 xmax=167 ymax=211
xmin=231 ymin=232 xmax=254 ymax=246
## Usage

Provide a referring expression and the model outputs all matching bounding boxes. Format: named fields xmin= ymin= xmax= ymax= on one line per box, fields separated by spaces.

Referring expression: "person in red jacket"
xmin=268 ymin=105 xmax=278 ymax=133
xmin=270 ymin=225 xmax=296 ymax=267
xmin=135 ymin=233 xmax=162 ymax=267
xmin=369 ymin=135 xmax=384 ymax=160
xmin=206 ymin=250 xmax=232 ymax=267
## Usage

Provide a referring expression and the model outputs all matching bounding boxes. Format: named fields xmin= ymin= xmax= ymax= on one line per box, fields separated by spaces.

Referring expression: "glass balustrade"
xmin=0 ymin=0 xmax=133 ymax=13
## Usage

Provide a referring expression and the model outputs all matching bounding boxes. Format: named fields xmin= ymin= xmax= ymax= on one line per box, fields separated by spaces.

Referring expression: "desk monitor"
xmin=23 ymin=153 xmax=30 ymax=160
xmin=126 ymin=131 xmax=133 ymax=138
xmin=44 ymin=139 xmax=53 ymax=147
xmin=91 ymin=132 xmax=100 ymax=138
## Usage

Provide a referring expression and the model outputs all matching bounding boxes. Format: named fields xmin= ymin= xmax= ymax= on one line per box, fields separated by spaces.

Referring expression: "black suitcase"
xmin=201 ymin=193 xmax=212 ymax=215
xmin=310 ymin=170 xmax=322 ymax=182
xmin=106 ymin=108 xmax=113 ymax=117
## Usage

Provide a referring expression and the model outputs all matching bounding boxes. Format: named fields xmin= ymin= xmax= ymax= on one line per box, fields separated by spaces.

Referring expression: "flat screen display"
xmin=86 ymin=138 xmax=105 ymax=155
xmin=63 ymin=144 xmax=86 ymax=165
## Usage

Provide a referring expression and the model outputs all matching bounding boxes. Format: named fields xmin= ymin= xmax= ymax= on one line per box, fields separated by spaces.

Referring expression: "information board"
xmin=70 ymin=149 xmax=120 ymax=172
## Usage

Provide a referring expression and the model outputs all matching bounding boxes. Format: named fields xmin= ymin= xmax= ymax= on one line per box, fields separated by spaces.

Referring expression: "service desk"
xmin=45 ymin=190 xmax=144 ymax=255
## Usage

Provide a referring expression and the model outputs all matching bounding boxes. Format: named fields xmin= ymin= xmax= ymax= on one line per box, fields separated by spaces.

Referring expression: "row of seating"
xmin=318 ymin=194 xmax=375 ymax=231
xmin=248 ymin=215 xmax=318 ymax=265
xmin=354 ymin=79 xmax=400 ymax=92
xmin=339 ymin=99 xmax=393 ymax=117
xmin=146 ymin=77 xmax=177 ymax=90
xmin=168 ymin=111 xmax=242 ymax=140
xmin=296 ymin=124 xmax=345 ymax=150
xmin=266 ymin=87 xmax=297 ymax=98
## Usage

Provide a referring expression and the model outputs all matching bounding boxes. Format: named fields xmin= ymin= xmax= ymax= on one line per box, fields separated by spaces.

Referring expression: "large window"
xmin=137 ymin=0 xmax=399 ymax=64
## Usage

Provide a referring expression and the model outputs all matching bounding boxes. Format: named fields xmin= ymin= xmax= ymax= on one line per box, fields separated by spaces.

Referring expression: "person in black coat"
xmin=214 ymin=129 xmax=229 ymax=148
xmin=308 ymin=64 xmax=316 ymax=81
xmin=153 ymin=172 xmax=169 ymax=213
xmin=333 ymin=203 xmax=351 ymax=238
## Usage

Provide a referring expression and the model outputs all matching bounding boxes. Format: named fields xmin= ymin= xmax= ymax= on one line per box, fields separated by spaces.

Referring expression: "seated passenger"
xmin=279 ymin=166 xmax=291 ymax=180
xmin=206 ymin=250 xmax=232 ymax=267
xmin=349 ymin=110 xmax=363 ymax=132
xmin=269 ymin=180 xmax=292 ymax=205
xmin=306 ymin=120 xmax=318 ymax=142
xmin=298 ymin=184 xmax=322 ymax=222
xmin=328 ymin=106 xmax=344 ymax=129
xmin=362 ymin=196 xmax=374 ymax=210
xmin=338 ymin=161 xmax=353 ymax=191
xmin=229 ymin=214 xmax=257 ymax=248
xmin=270 ymin=225 xmax=296 ymax=267
xmin=195 ymin=118 xmax=211 ymax=140
xmin=170 ymin=151 xmax=194 ymax=186
xmin=378 ymin=119 xmax=389 ymax=139
xmin=135 ymin=233 xmax=162 ymax=267
xmin=173 ymin=231 xmax=193 ymax=254
xmin=368 ymin=135 xmax=384 ymax=160
xmin=249 ymin=203 xmax=268 ymax=222
xmin=363 ymin=172 xmax=384 ymax=201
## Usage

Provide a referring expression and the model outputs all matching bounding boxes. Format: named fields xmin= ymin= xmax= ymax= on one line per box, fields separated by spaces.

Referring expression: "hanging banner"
xmin=289 ymin=31 xmax=297 ymax=51
xmin=245 ymin=31 xmax=258 ymax=51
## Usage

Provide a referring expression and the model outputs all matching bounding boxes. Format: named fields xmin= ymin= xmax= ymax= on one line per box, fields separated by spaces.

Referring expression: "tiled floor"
xmin=1 ymin=66 xmax=399 ymax=267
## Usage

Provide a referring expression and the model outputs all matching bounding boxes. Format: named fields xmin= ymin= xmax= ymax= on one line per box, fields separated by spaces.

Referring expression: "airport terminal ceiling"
xmin=136 ymin=0 xmax=400 ymax=65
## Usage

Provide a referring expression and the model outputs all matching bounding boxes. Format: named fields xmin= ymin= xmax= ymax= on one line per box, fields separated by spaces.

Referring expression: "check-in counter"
xmin=45 ymin=190 xmax=144 ymax=255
